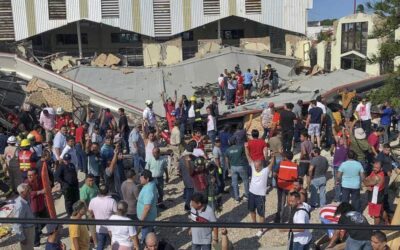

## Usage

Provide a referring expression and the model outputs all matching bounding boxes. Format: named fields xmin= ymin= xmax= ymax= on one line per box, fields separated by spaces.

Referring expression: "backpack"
xmin=277 ymin=161 xmax=298 ymax=191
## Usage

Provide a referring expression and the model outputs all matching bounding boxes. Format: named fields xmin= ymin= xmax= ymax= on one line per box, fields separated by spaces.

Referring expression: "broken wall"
xmin=285 ymin=34 xmax=311 ymax=67
xmin=240 ymin=37 xmax=270 ymax=52
xmin=143 ymin=37 xmax=183 ymax=67
xmin=317 ymin=41 xmax=327 ymax=70
xmin=196 ymin=39 xmax=222 ymax=58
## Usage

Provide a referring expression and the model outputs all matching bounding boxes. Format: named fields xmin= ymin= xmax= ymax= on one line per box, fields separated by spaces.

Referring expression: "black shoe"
xmin=184 ymin=205 xmax=190 ymax=212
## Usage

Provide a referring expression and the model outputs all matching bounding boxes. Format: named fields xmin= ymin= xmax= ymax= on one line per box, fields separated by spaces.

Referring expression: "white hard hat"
xmin=56 ymin=107 xmax=64 ymax=115
xmin=7 ymin=136 xmax=17 ymax=144
xmin=145 ymin=100 xmax=153 ymax=106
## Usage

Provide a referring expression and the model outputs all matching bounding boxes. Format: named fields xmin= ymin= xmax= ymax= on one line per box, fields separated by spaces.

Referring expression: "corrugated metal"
xmin=140 ymin=0 xmax=154 ymax=37
xmin=10 ymin=0 xmax=311 ymax=41
xmin=170 ymin=0 xmax=183 ymax=35
xmin=132 ymin=0 xmax=141 ymax=33
xmin=88 ymin=0 xmax=102 ymax=23
xmin=34 ymin=0 xmax=67 ymax=35
xmin=119 ymin=0 xmax=133 ymax=31
xmin=66 ymin=0 xmax=80 ymax=22
xmin=11 ymin=0 xmax=28 ymax=40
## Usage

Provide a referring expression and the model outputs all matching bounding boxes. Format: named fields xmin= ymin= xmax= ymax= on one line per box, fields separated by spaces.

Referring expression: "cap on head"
xmin=63 ymin=153 xmax=72 ymax=161
xmin=7 ymin=136 xmax=17 ymax=144
xmin=145 ymin=100 xmax=153 ymax=106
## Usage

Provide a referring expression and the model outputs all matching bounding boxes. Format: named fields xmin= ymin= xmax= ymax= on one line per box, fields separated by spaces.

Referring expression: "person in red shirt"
xmin=75 ymin=122 xmax=89 ymax=147
xmin=246 ymin=129 xmax=268 ymax=163
xmin=235 ymin=71 xmax=245 ymax=106
xmin=25 ymin=168 xmax=48 ymax=247
xmin=192 ymin=130 xmax=205 ymax=151
xmin=161 ymin=91 xmax=177 ymax=132
xmin=367 ymin=127 xmax=384 ymax=156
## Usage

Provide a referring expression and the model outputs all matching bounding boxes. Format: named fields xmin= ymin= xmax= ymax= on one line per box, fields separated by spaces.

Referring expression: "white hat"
xmin=354 ymin=128 xmax=366 ymax=140
xmin=7 ymin=136 xmax=17 ymax=144
xmin=56 ymin=107 xmax=64 ymax=115
xmin=145 ymin=100 xmax=153 ymax=106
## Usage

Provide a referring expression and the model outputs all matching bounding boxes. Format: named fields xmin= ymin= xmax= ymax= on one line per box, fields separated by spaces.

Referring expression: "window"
xmin=153 ymin=0 xmax=171 ymax=36
xmin=203 ymin=0 xmax=220 ymax=15
xmin=181 ymin=31 xmax=193 ymax=41
xmin=48 ymin=0 xmax=67 ymax=20
xmin=111 ymin=33 xmax=141 ymax=43
xmin=222 ymin=30 xmax=244 ymax=39
xmin=341 ymin=54 xmax=366 ymax=72
xmin=245 ymin=0 xmax=261 ymax=14
xmin=341 ymin=22 xmax=368 ymax=55
xmin=56 ymin=34 xmax=88 ymax=45
xmin=101 ymin=0 xmax=119 ymax=18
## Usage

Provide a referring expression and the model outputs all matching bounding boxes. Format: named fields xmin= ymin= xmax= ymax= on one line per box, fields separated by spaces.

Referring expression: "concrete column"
xmin=76 ymin=21 xmax=82 ymax=59
xmin=217 ymin=19 xmax=221 ymax=39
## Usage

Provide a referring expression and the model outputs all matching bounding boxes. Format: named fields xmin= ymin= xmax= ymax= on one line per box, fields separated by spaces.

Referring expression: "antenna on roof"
xmin=354 ymin=0 xmax=357 ymax=14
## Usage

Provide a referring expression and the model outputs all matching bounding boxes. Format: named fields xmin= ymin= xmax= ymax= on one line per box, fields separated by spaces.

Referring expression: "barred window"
xmin=245 ymin=0 xmax=261 ymax=14
xmin=101 ymin=0 xmax=119 ymax=18
xmin=203 ymin=0 xmax=220 ymax=15
xmin=48 ymin=0 xmax=67 ymax=20
xmin=153 ymin=0 xmax=171 ymax=36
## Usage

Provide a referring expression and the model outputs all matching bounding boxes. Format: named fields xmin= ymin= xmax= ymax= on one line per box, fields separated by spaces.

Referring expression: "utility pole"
xmin=354 ymin=0 xmax=357 ymax=14
xmin=76 ymin=21 xmax=83 ymax=59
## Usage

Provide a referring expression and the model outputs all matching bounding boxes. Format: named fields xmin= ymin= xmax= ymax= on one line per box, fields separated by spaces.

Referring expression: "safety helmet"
xmin=63 ymin=153 xmax=72 ymax=161
xmin=7 ymin=136 xmax=17 ymax=144
xmin=20 ymin=139 xmax=31 ymax=148
xmin=56 ymin=107 xmax=64 ymax=115
xmin=145 ymin=100 xmax=153 ymax=106
xmin=190 ymin=96 xmax=197 ymax=102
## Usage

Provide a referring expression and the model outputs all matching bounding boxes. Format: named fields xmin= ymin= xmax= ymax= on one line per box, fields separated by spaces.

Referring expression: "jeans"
xmin=227 ymin=89 xmax=235 ymax=106
xmin=141 ymin=226 xmax=154 ymax=243
xmin=96 ymin=233 xmax=110 ymax=250
xmin=325 ymin=123 xmax=333 ymax=149
xmin=231 ymin=165 xmax=249 ymax=201
xmin=192 ymin=244 xmax=212 ymax=250
xmin=219 ymin=86 xmax=225 ymax=100
xmin=282 ymin=130 xmax=294 ymax=152
xmin=262 ymin=127 xmax=269 ymax=139
xmin=277 ymin=187 xmax=288 ymax=221
xmin=345 ymin=236 xmax=372 ymax=250
xmin=207 ymin=130 xmax=217 ymax=148
xmin=183 ymin=187 xmax=194 ymax=209
xmin=310 ymin=176 xmax=326 ymax=207
xmin=381 ymin=124 xmax=390 ymax=144
xmin=75 ymin=143 xmax=86 ymax=172
xmin=292 ymin=241 xmax=310 ymax=250
xmin=341 ymin=187 xmax=361 ymax=212
xmin=155 ymin=177 xmax=164 ymax=204
xmin=333 ymin=168 xmax=341 ymax=202
xmin=361 ymin=119 xmax=372 ymax=137
xmin=180 ymin=122 xmax=186 ymax=141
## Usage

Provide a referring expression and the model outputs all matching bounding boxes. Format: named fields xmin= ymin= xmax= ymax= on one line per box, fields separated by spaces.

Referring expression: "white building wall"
xmin=330 ymin=13 xmax=381 ymax=76
xmin=11 ymin=0 xmax=312 ymax=41
xmin=395 ymin=27 xmax=400 ymax=70
xmin=317 ymin=41 xmax=326 ymax=69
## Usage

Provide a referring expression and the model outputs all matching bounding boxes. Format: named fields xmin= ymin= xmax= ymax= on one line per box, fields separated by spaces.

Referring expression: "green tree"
xmin=320 ymin=19 xmax=336 ymax=26
xmin=356 ymin=4 xmax=365 ymax=13
xmin=365 ymin=0 xmax=400 ymax=106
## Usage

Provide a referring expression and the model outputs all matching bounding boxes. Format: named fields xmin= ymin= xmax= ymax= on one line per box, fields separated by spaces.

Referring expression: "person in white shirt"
xmin=145 ymin=132 xmax=158 ymax=163
xmin=281 ymin=191 xmax=312 ymax=249
xmin=143 ymin=100 xmax=157 ymax=139
xmin=206 ymin=106 xmax=217 ymax=148
xmin=52 ymin=125 xmax=67 ymax=161
xmin=60 ymin=136 xmax=80 ymax=170
xmin=245 ymin=144 xmax=271 ymax=237
xmin=355 ymin=97 xmax=372 ymax=136
xmin=88 ymin=185 xmax=117 ymax=250
xmin=108 ymin=201 xmax=139 ymax=250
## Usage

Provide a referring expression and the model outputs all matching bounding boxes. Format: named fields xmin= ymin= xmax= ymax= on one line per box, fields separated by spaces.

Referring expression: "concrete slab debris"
xmin=26 ymin=91 xmax=46 ymax=106
xmin=92 ymin=53 xmax=107 ymax=67
xmin=26 ymin=78 xmax=50 ymax=92
xmin=105 ymin=53 xmax=121 ymax=67
xmin=51 ymin=56 xmax=73 ymax=72
xmin=121 ymin=68 xmax=134 ymax=74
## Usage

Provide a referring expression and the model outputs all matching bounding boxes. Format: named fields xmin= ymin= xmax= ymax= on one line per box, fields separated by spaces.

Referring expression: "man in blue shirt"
xmin=137 ymin=169 xmax=158 ymax=243
xmin=243 ymin=68 xmax=253 ymax=100
xmin=337 ymin=150 xmax=365 ymax=212
xmin=380 ymin=101 xmax=394 ymax=144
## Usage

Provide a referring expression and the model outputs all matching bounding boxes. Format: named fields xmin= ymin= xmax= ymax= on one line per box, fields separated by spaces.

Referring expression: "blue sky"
xmin=309 ymin=0 xmax=371 ymax=21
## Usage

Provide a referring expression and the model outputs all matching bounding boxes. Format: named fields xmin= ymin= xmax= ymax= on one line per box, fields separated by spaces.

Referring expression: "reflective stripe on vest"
xmin=19 ymin=150 xmax=33 ymax=171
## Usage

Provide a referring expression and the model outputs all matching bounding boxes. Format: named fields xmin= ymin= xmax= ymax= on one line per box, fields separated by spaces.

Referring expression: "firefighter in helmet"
xmin=18 ymin=139 xmax=39 ymax=180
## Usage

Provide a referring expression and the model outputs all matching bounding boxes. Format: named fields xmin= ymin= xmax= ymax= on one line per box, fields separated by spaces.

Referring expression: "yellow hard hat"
xmin=20 ymin=139 xmax=31 ymax=147
xmin=190 ymin=96 xmax=197 ymax=102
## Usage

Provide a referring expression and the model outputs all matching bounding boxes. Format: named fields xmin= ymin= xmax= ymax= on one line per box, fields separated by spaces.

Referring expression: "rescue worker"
xmin=55 ymin=153 xmax=79 ymax=217
xmin=4 ymin=136 xmax=21 ymax=192
xmin=187 ymin=96 xmax=204 ymax=135
xmin=275 ymin=151 xmax=298 ymax=223
xmin=18 ymin=139 xmax=39 ymax=180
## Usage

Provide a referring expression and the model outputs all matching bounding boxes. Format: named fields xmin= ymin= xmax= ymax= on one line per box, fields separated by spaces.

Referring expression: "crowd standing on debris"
xmin=1 ymin=65 xmax=399 ymax=250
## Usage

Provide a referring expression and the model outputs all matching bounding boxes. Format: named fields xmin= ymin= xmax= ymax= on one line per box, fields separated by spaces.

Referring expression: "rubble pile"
xmin=91 ymin=53 xmax=121 ymax=67
xmin=25 ymin=78 xmax=88 ymax=112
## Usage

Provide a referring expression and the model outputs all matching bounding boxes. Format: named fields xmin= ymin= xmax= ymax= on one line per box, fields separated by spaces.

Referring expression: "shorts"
xmin=308 ymin=123 xmax=321 ymax=136
xmin=248 ymin=192 xmax=266 ymax=217
xmin=244 ymin=84 xmax=252 ymax=90
xmin=298 ymin=161 xmax=310 ymax=177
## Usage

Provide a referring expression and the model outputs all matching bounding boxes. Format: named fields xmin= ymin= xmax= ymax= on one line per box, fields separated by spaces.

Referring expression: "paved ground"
xmin=2 ymin=146 xmax=396 ymax=249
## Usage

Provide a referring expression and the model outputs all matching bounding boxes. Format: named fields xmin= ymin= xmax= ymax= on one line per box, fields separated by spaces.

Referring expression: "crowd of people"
xmin=1 ymin=72 xmax=398 ymax=250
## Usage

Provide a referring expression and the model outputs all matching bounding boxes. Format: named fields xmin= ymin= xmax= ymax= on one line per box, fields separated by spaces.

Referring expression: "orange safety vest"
xmin=277 ymin=160 xmax=298 ymax=191
xmin=18 ymin=150 xmax=35 ymax=172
